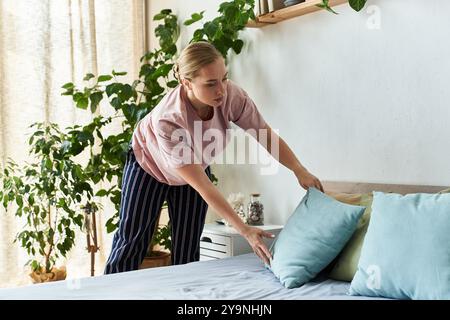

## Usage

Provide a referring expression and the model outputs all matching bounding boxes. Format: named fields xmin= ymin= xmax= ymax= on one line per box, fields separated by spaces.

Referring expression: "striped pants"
xmin=104 ymin=147 xmax=212 ymax=274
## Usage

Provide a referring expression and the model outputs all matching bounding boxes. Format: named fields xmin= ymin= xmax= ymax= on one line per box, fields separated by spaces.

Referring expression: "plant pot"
xmin=139 ymin=251 xmax=171 ymax=269
xmin=29 ymin=266 xmax=67 ymax=284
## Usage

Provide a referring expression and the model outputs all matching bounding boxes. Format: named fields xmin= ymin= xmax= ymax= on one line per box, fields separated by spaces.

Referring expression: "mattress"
xmin=0 ymin=253 xmax=383 ymax=300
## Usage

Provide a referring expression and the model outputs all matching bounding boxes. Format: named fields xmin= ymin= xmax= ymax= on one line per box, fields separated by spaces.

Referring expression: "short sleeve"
xmin=155 ymin=120 xmax=197 ymax=169
xmin=229 ymin=87 xmax=267 ymax=132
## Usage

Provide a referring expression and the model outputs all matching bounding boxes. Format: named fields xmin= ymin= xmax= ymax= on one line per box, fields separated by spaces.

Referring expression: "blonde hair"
xmin=173 ymin=41 xmax=223 ymax=82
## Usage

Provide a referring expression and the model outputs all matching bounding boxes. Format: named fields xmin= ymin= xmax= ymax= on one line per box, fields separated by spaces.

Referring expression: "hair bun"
xmin=173 ymin=62 xmax=181 ymax=82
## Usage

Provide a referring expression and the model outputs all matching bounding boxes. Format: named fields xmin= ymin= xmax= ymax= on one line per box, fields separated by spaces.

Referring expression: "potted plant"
xmin=0 ymin=122 xmax=96 ymax=283
xmin=140 ymin=203 xmax=172 ymax=269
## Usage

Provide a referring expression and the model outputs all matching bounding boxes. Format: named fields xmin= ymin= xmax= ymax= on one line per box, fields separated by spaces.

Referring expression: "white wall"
xmin=149 ymin=0 xmax=450 ymax=225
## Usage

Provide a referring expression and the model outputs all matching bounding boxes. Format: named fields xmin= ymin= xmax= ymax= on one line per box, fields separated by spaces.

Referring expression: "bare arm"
xmin=174 ymin=164 xmax=275 ymax=265
xmin=258 ymin=124 xmax=323 ymax=192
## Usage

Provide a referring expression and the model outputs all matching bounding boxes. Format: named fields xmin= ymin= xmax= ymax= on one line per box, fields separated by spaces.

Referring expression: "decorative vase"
xmin=247 ymin=193 xmax=264 ymax=226
xmin=236 ymin=203 xmax=247 ymax=224
xmin=226 ymin=192 xmax=247 ymax=227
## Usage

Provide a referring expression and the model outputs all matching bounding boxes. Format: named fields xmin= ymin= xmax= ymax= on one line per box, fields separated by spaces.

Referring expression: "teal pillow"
xmin=269 ymin=188 xmax=365 ymax=289
xmin=349 ymin=191 xmax=450 ymax=300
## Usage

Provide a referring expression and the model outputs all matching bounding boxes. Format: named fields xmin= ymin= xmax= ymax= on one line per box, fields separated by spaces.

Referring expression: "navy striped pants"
xmin=104 ymin=147 xmax=212 ymax=274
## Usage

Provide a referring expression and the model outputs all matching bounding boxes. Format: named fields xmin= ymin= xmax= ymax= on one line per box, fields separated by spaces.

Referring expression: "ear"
xmin=181 ymin=78 xmax=192 ymax=91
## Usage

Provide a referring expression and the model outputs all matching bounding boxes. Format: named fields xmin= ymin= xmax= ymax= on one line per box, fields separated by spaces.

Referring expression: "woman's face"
xmin=183 ymin=58 xmax=228 ymax=108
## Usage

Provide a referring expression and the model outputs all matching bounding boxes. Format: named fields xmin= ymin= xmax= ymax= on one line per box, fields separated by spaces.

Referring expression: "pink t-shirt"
xmin=132 ymin=80 xmax=266 ymax=186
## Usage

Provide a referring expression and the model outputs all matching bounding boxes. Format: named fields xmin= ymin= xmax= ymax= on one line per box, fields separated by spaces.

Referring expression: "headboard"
xmin=322 ymin=181 xmax=448 ymax=195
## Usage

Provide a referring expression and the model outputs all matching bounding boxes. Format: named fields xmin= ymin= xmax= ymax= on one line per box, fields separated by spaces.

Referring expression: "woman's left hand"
xmin=295 ymin=168 xmax=324 ymax=192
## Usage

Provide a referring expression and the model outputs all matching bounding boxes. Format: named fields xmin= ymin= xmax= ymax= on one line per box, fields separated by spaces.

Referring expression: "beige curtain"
xmin=0 ymin=0 xmax=148 ymax=287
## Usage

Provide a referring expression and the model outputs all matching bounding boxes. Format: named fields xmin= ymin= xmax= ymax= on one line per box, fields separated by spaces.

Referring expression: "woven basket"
xmin=29 ymin=266 xmax=67 ymax=283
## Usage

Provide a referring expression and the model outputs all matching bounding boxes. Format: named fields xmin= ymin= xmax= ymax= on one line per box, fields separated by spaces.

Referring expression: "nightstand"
xmin=199 ymin=223 xmax=283 ymax=261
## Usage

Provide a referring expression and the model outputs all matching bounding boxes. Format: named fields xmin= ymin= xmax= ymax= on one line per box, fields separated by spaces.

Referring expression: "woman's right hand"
xmin=241 ymin=225 xmax=275 ymax=266
xmin=171 ymin=165 xmax=276 ymax=265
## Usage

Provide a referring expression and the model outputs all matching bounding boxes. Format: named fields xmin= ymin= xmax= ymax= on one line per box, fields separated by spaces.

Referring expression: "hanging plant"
xmin=317 ymin=0 xmax=368 ymax=14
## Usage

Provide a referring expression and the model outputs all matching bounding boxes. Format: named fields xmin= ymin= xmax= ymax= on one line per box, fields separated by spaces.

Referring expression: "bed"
xmin=0 ymin=181 xmax=445 ymax=300
xmin=0 ymin=253 xmax=379 ymax=300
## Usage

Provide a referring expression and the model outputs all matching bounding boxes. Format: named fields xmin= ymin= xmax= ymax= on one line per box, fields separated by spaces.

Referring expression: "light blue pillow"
xmin=349 ymin=191 xmax=450 ymax=300
xmin=269 ymin=188 xmax=365 ymax=289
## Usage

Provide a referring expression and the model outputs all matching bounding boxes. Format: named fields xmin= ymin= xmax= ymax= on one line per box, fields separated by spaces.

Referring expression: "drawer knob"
xmin=200 ymin=236 xmax=212 ymax=243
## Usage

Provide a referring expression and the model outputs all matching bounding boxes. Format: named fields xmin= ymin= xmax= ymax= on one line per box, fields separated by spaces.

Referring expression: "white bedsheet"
xmin=0 ymin=254 xmax=382 ymax=300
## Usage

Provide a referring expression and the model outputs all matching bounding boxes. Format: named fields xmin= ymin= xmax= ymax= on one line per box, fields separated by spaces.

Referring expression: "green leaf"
xmin=112 ymin=70 xmax=127 ymax=76
xmin=184 ymin=11 xmax=204 ymax=26
xmin=151 ymin=64 xmax=173 ymax=80
xmin=117 ymin=84 xmax=133 ymax=101
xmin=153 ymin=13 xmax=166 ymax=21
xmin=61 ymin=82 xmax=74 ymax=89
xmin=203 ymin=22 xmax=218 ymax=39
xmin=29 ymin=194 xmax=34 ymax=206
xmin=139 ymin=64 xmax=155 ymax=79
xmin=74 ymin=165 xmax=83 ymax=179
xmin=165 ymin=44 xmax=177 ymax=56
xmin=76 ymin=96 xmax=89 ymax=110
xmin=349 ymin=0 xmax=367 ymax=12
xmin=98 ymin=75 xmax=113 ymax=82
xmin=45 ymin=157 xmax=53 ymax=170
xmin=16 ymin=195 xmax=23 ymax=207
xmin=232 ymin=39 xmax=244 ymax=54
xmin=109 ymin=99 xmax=121 ymax=113
xmin=106 ymin=218 xmax=118 ymax=233
xmin=224 ymin=6 xmax=239 ymax=21
xmin=219 ymin=2 xmax=231 ymax=13
xmin=167 ymin=80 xmax=179 ymax=88
xmin=238 ymin=12 xmax=250 ymax=26
xmin=95 ymin=189 xmax=108 ymax=197
xmin=192 ymin=29 xmax=205 ymax=41
xmin=13 ymin=176 xmax=22 ymax=186
xmin=89 ymin=92 xmax=103 ymax=113
xmin=77 ymin=131 xmax=93 ymax=144
xmin=31 ymin=260 xmax=40 ymax=271
xmin=73 ymin=214 xmax=84 ymax=228
xmin=83 ymin=73 xmax=95 ymax=81
xmin=105 ymin=83 xmax=122 ymax=97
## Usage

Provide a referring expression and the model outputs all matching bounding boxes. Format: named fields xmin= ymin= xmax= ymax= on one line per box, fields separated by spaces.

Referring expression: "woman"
xmin=104 ymin=41 xmax=323 ymax=274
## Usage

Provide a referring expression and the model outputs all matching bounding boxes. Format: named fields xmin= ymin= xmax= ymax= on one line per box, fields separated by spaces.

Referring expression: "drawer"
xmin=200 ymin=232 xmax=231 ymax=247
xmin=200 ymin=232 xmax=231 ymax=258
xmin=200 ymin=248 xmax=229 ymax=259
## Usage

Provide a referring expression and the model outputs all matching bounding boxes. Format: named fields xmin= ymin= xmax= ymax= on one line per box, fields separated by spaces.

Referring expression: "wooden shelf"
xmin=247 ymin=0 xmax=348 ymax=28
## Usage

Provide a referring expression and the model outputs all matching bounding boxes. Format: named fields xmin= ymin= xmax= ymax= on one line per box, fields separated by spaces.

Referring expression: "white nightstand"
xmin=199 ymin=223 xmax=283 ymax=261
